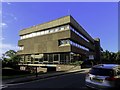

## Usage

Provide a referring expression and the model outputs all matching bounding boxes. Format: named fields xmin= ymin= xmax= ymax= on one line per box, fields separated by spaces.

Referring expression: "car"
xmin=85 ymin=64 xmax=120 ymax=90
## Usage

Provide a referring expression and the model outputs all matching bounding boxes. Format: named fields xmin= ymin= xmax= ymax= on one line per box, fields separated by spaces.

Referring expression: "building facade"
xmin=17 ymin=15 xmax=101 ymax=65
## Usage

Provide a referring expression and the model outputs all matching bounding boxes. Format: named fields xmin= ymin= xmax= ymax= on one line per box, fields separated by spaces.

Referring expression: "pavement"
xmin=2 ymin=68 xmax=90 ymax=85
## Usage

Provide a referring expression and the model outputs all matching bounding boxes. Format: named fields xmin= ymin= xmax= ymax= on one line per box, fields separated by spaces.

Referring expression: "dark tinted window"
xmin=90 ymin=68 xmax=114 ymax=76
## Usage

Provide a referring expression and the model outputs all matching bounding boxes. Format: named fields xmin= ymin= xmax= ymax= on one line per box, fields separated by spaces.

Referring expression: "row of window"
xmin=18 ymin=39 xmax=89 ymax=51
xmin=59 ymin=39 xmax=89 ymax=51
xmin=70 ymin=26 xmax=90 ymax=42
xmin=70 ymin=40 xmax=89 ymax=51
xmin=20 ymin=25 xmax=70 ymax=40
xmin=20 ymin=53 xmax=81 ymax=64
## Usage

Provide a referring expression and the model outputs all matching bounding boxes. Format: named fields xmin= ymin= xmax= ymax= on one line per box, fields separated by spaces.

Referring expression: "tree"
xmin=2 ymin=50 xmax=21 ymax=68
xmin=116 ymin=51 xmax=120 ymax=64
xmin=5 ymin=50 xmax=16 ymax=58
xmin=101 ymin=50 xmax=116 ymax=63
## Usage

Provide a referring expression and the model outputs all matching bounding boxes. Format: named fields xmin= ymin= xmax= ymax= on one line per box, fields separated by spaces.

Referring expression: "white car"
xmin=85 ymin=64 xmax=120 ymax=90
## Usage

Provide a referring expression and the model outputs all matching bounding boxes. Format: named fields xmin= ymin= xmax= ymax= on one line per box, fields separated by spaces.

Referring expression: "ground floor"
xmin=19 ymin=52 xmax=88 ymax=64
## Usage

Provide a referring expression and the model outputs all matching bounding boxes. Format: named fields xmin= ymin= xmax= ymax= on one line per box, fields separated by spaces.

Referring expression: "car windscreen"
xmin=90 ymin=68 xmax=114 ymax=76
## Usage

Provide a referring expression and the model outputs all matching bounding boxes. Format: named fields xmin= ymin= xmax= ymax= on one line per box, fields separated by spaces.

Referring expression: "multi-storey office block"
xmin=17 ymin=15 xmax=101 ymax=65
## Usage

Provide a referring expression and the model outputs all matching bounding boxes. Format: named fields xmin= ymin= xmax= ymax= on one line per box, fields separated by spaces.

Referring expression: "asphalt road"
xmin=2 ymin=71 xmax=89 ymax=90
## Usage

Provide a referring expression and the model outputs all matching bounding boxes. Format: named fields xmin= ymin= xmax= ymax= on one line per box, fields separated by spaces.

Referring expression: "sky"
xmin=1 ymin=2 xmax=118 ymax=57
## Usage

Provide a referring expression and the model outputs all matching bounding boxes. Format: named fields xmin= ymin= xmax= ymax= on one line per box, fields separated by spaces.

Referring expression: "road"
xmin=2 ymin=71 xmax=89 ymax=90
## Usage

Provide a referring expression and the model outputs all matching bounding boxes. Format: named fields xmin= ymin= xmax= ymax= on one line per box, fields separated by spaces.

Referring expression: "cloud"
xmin=8 ymin=13 xmax=17 ymax=21
xmin=0 ymin=22 xmax=7 ymax=27
xmin=14 ymin=16 xmax=17 ymax=20
xmin=2 ymin=13 xmax=18 ymax=25
xmin=7 ymin=2 xmax=11 ymax=5
xmin=0 ymin=22 xmax=8 ymax=28
xmin=1 ymin=22 xmax=7 ymax=26
xmin=0 ymin=37 xmax=5 ymax=41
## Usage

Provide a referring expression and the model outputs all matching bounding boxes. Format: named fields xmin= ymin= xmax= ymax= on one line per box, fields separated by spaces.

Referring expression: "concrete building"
xmin=17 ymin=15 xmax=101 ymax=72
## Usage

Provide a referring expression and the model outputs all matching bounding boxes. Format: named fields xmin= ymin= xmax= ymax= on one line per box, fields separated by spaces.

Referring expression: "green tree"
xmin=101 ymin=50 xmax=114 ymax=63
xmin=2 ymin=50 xmax=21 ymax=68
xmin=116 ymin=51 xmax=120 ymax=63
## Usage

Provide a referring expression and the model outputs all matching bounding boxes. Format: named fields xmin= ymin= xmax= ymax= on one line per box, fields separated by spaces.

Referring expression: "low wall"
xmin=56 ymin=65 xmax=81 ymax=71
xmin=20 ymin=64 xmax=81 ymax=72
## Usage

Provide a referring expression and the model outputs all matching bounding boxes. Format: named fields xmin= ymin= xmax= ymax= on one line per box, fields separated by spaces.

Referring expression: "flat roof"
xmin=19 ymin=15 xmax=94 ymax=43
xmin=19 ymin=15 xmax=71 ymax=35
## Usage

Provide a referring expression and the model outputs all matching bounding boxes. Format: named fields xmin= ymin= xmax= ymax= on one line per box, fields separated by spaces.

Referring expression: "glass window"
xmin=20 ymin=36 xmax=23 ymax=39
xmin=19 ymin=46 xmax=24 ymax=50
xmin=66 ymin=25 xmax=70 ymax=29
xmin=50 ymin=29 xmax=54 ymax=33
xmin=60 ymin=54 xmax=65 ymax=64
xmin=26 ymin=34 xmax=29 ymax=38
xmin=29 ymin=33 xmax=32 ymax=37
xmin=23 ymin=35 xmax=26 ymax=39
xmin=44 ymin=54 xmax=48 ymax=61
xmin=45 ymin=30 xmax=49 ymax=34
xmin=40 ymin=31 xmax=44 ymax=35
xmin=64 ymin=25 xmax=69 ymax=29
xmin=90 ymin=68 xmax=114 ymax=76
xmin=59 ymin=40 xmax=70 ymax=46
xmin=60 ymin=27 xmax=64 ymax=30
xmin=55 ymin=28 xmax=59 ymax=32
xmin=32 ymin=32 xmax=37 ymax=37
xmin=54 ymin=54 xmax=59 ymax=61
xmin=49 ymin=54 xmax=53 ymax=62
xmin=36 ymin=32 xmax=40 ymax=36
xmin=59 ymin=53 xmax=70 ymax=64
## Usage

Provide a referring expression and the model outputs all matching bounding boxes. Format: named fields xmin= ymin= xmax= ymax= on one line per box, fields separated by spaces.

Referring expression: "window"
xmin=23 ymin=35 xmax=26 ymax=39
xmin=66 ymin=25 xmax=70 ymax=29
xmin=49 ymin=54 xmax=53 ymax=62
xmin=70 ymin=40 xmax=89 ymax=51
xmin=36 ymin=32 xmax=40 ymax=36
xmin=20 ymin=25 xmax=70 ymax=40
xmin=55 ymin=28 xmax=59 ymax=32
xmin=59 ymin=53 xmax=70 ymax=64
xmin=44 ymin=54 xmax=48 ymax=61
xmin=59 ymin=39 xmax=70 ymax=46
xmin=54 ymin=54 xmax=59 ymax=61
xmin=60 ymin=54 xmax=65 ymax=64
xmin=50 ymin=29 xmax=54 ymax=33
xmin=70 ymin=26 xmax=89 ymax=42
xmin=90 ymin=68 xmax=114 ymax=76
xmin=29 ymin=33 xmax=32 ymax=37
xmin=45 ymin=30 xmax=49 ymax=34
xmin=32 ymin=32 xmax=37 ymax=37
xmin=40 ymin=31 xmax=44 ymax=35
xmin=64 ymin=25 xmax=69 ymax=29
xmin=20 ymin=36 xmax=23 ymax=39
xmin=26 ymin=34 xmax=29 ymax=38
xmin=19 ymin=46 xmax=24 ymax=50
xmin=60 ymin=27 xmax=64 ymax=30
